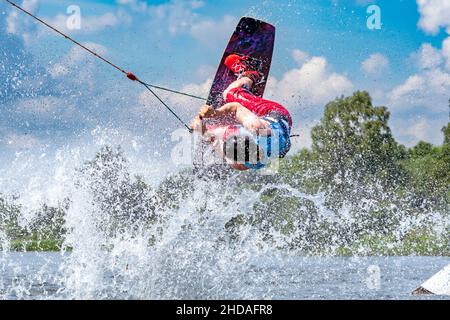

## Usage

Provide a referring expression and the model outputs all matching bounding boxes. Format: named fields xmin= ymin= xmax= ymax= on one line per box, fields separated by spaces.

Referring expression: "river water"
xmin=0 ymin=253 xmax=448 ymax=300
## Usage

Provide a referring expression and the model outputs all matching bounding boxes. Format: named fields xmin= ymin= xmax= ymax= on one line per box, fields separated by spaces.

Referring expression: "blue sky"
xmin=1 ymin=0 xmax=450 ymax=179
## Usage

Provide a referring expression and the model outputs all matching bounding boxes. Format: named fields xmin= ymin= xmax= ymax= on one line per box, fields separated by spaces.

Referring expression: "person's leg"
xmin=222 ymin=53 xmax=265 ymax=112
xmin=222 ymin=75 xmax=267 ymax=114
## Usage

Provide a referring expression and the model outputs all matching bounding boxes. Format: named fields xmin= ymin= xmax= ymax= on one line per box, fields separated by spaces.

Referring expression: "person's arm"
xmin=190 ymin=103 xmax=239 ymax=133
xmin=214 ymin=102 xmax=240 ymax=116
xmin=217 ymin=103 xmax=272 ymax=136
xmin=191 ymin=102 xmax=272 ymax=135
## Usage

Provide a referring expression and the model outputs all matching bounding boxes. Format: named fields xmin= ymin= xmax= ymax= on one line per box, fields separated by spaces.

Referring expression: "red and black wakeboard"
xmin=207 ymin=17 xmax=276 ymax=108
xmin=194 ymin=17 xmax=276 ymax=173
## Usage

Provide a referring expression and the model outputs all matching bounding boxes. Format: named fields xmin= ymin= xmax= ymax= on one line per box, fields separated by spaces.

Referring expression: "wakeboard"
xmin=207 ymin=17 xmax=276 ymax=108
xmin=194 ymin=17 xmax=276 ymax=173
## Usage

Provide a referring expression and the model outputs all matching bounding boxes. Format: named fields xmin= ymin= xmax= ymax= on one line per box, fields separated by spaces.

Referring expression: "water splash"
xmin=0 ymin=140 xmax=448 ymax=299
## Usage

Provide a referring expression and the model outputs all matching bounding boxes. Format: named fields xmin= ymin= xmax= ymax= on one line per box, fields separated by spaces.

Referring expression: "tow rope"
xmin=4 ymin=0 xmax=203 ymax=133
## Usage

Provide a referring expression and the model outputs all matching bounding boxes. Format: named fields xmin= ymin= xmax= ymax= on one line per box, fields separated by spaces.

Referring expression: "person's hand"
xmin=190 ymin=105 xmax=215 ymax=134
xmin=215 ymin=103 xmax=238 ymax=117
xmin=190 ymin=115 xmax=204 ymax=133
xmin=233 ymin=104 xmax=271 ymax=136
xmin=242 ymin=116 xmax=272 ymax=136
xmin=198 ymin=105 xmax=215 ymax=119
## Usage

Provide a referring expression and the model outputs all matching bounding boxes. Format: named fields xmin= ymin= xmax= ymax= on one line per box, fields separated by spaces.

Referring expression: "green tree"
xmin=408 ymin=141 xmax=433 ymax=158
xmin=78 ymin=146 xmax=156 ymax=234
xmin=442 ymin=122 xmax=449 ymax=145
xmin=280 ymin=149 xmax=321 ymax=194
xmin=310 ymin=91 xmax=406 ymax=207
xmin=152 ymin=169 xmax=194 ymax=211
xmin=401 ymin=122 xmax=450 ymax=209
xmin=0 ymin=196 xmax=25 ymax=240
xmin=442 ymin=122 xmax=450 ymax=159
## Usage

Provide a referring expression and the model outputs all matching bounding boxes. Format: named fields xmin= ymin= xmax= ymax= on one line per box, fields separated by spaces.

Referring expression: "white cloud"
xmin=388 ymin=68 xmax=450 ymax=113
xmin=415 ymin=43 xmax=443 ymax=69
xmin=5 ymin=0 xmax=214 ymax=54
xmin=117 ymin=0 xmax=233 ymax=46
xmin=6 ymin=0 xmax=39 ymax=43
xmin=116 ymin=0 xmax=150 ymax=13
xmin=388 ymin=74 xmax=425 ymax=105
xmin=189 ymin=15 xmax=237 ymax=47
xmin=391 ymin=117 xmax=447 ymax=146
xmin=291 ymin=49 xmax=310 ymax=65
xmin=443 ymin=37 xmax=450 ymax=70
xmin=403 ymin=119 xmax=430 ymax=142
xmin=48 ymin=42 xmax=106 ymax=77
xmin=151 ymin=0 xmax=203 ymax=35
xmin=289 ymin=121 xmax=318 ymax=151
xmin=78 ymin=12 xmax=121 ymax=33
xmin=402 ymin=119 xmax=430 ymax=141
xmin=388 ymin=35 xmax=450 ymax=114
xmin=379 ymin=4 xmax=450 ymax=146
xmin=47 ymin=11 xmax=128 ymax=34
xmin=48 ymin=42 xmax=107 ymax=91
xmin=152 ymin=1 xmax=235 ymax=46
xmin=361 ymin=53 xmax=389 ymax=75
xmin=178 ymin=78 xmax=212 ymax=101
xmin=135 ymin=78 xmax=211 ymax=125
xmin=195 ymin=65 xmax=215 ymax=79
xmin=266 ymin=51 xmax=354 ymax=109
xmin=417 ymin=0 xmax=450 ymax=35
xmin=6 ymin=0 xmax=129 ymax=42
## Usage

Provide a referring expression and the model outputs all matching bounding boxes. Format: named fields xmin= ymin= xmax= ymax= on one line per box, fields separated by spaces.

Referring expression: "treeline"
xmin=281 ymin=91 xmax=449 ymax=211
xmin=0 ymin=145 xmax=197 ymax=251
xmin=273 ymin=91 xmax=450 ymax=254
xmin=0 ymin=91 xmax=449 ymax=255
xmin=0 ymin=197 xmax=67 ymax=251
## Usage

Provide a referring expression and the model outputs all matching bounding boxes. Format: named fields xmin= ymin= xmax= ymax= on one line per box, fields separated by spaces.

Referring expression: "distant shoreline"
xmin=4 ymin=236 xmax=449 ymax=256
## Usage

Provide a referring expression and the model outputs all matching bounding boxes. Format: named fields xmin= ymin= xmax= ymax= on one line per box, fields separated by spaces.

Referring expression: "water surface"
xmin=1 ymin=253 xmax=448 ymax=300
